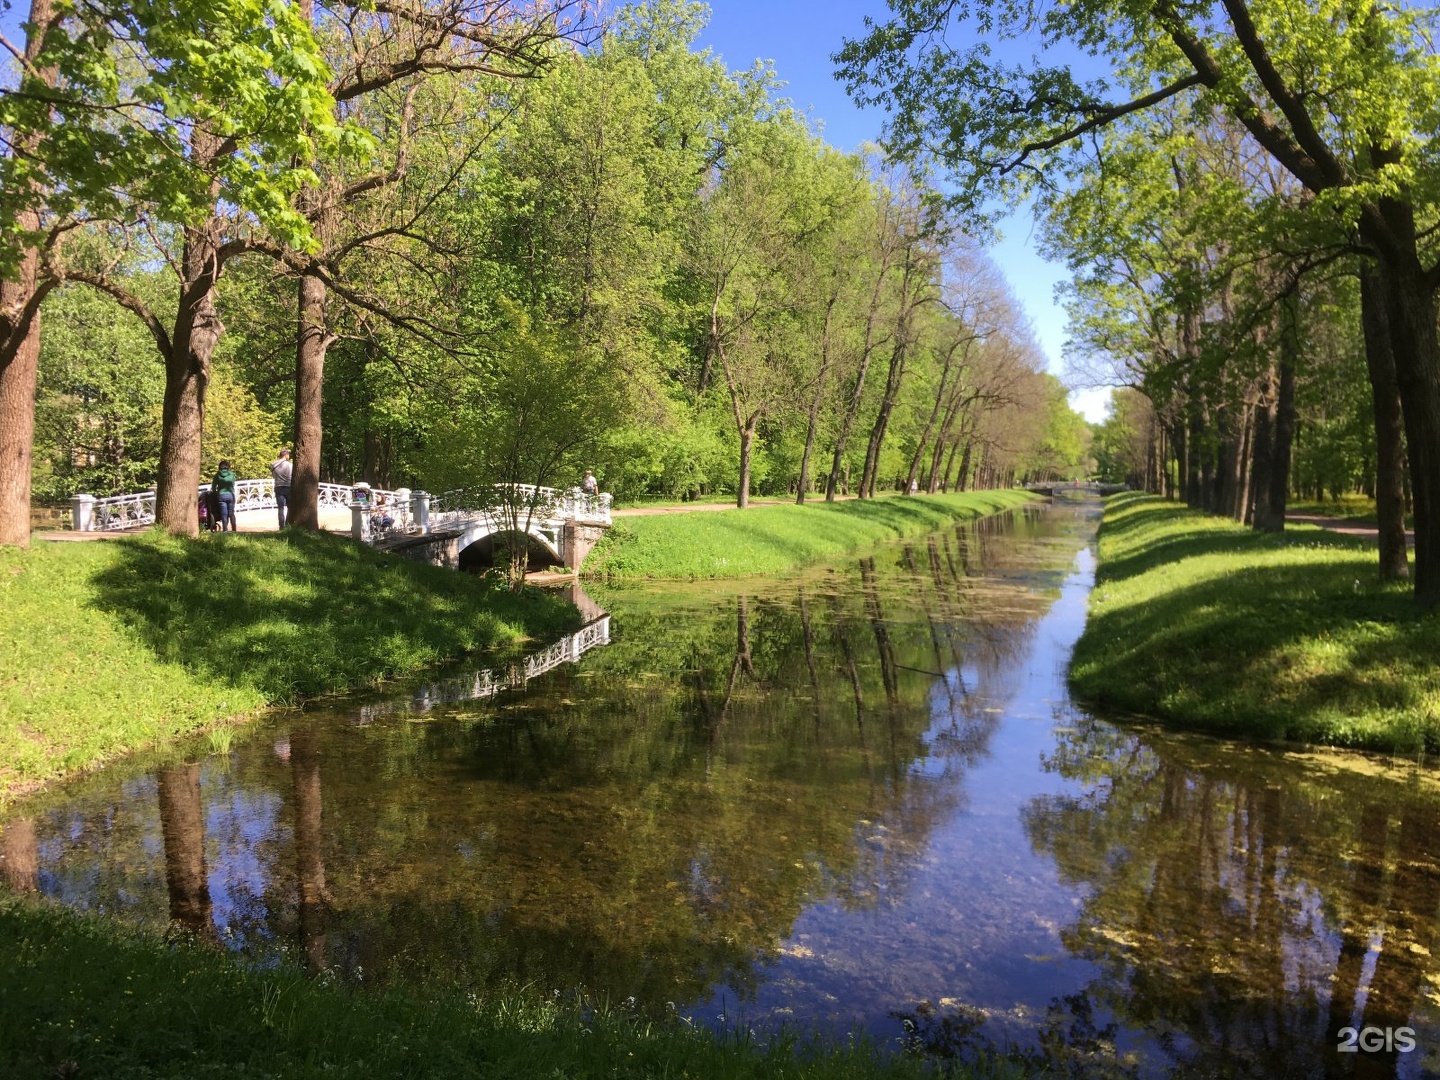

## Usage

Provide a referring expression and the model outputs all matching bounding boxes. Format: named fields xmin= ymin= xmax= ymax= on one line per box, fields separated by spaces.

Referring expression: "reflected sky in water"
xmin=5 ymin=502 xmax=1440 ymax=1079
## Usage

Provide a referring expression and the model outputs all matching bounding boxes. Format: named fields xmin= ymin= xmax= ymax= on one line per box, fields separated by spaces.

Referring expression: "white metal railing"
xmin=72 ymin=480 xmax=610 ymax=535
xmin=428 ymin=484 xmax=611 ymax=529
xmin=72 ymin=479 xmax=386 ymax=532
xmin=355 ymin=615 xmax=612 ymax=724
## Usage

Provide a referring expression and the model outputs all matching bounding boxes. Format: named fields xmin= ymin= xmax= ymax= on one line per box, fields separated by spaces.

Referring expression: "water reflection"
xmin=7 ymin=503 xmax=1440 ymax=1078
xmin=1019 ymin=719 xmax=1440 ymax=1078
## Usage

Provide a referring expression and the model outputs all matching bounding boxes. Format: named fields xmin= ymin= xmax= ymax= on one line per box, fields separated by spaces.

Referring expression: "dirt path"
xmin=1286 ymin=512 xmax=1416 ymax=548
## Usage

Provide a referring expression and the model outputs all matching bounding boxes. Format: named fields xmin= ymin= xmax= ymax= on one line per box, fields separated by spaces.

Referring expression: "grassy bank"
xmin=1070 ymin=493 xmax=1439 ymax=751
xmin=0 ymin=530 xmax=577 ymax=803
xmin=584 ymin=491 xmax=1037 ymax=581
xmin=0 ymin=896 xmax=1017 ymax=1080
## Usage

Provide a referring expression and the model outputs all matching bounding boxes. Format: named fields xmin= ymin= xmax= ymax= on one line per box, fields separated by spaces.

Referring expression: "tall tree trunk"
xmin=825 ymin=255 xmax=894 ymax=500
xmin=1372 ymin=207 xmax=1440 ymax=608
xmin=737 ymin=419 xmax=755 ymax=509
xmin=291 ymin=272 xmax=328 ymax=530
xmin=1251 ymin=369 xmax=1281 ymax=531
xmin=861 ymin=338 xmax=908 ymax=498
xmin=797 ymin=298 xmax=837 ymax=504
xmin=1359 ymin=267 xmax=1411 ymax=581
xmin=0 ymin=260 xmax=41 ymax=548
xmin=0 ymin=0 xmax=57 ymax=547
xmin=1268 ymin=358 xmax=1297 ymax=530
xmin=156 ymin=219 xmax=224 ymax=537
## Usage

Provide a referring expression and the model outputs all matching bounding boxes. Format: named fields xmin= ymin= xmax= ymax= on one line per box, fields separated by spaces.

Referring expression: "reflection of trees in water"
xmin=156 ymin=763 xmax=216 ymax=940
xmin=0 ymin=817 xmax=38 ymax=892
xmin=1022 ymin=715 xmax=1440 ymax=1080
xmin=3 ymin=511 xmax=1083 ymax=1030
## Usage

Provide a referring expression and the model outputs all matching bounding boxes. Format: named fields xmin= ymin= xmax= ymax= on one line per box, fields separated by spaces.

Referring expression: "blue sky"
xmin=693 ymin=1 xmax=1111 ymax=423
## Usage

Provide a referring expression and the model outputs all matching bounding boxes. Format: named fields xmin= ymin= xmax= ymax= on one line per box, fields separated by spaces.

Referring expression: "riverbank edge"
xmin=0 ymin=528 xmax=580 ymax=808
xmin=582 ymin=490 xmax=1040 ymax=582
xmin=1069 ymin=493 xmax=1439 ymax=751
xmin=0 ymin=895 xmax=1018 ymax=1080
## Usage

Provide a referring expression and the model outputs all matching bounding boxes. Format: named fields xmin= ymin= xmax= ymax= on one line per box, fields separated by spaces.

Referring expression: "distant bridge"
xmin=1025 ymin=481 xmax=1129 ymax=499
xmin=68 ymin=480 xmax=612 ymax=572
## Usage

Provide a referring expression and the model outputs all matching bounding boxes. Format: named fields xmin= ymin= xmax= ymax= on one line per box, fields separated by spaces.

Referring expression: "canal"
xmin=4 ymin=500 xmax=1440 ymax=1078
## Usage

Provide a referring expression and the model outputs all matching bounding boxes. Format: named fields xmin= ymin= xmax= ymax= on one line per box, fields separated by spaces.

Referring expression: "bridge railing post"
xmin=412 ymin=490 xmax=431 ymax=533
xmin=350 ymin=502 xmax=366 ymax=542
xmin=71 ymin=493 xmax=95 ymax=532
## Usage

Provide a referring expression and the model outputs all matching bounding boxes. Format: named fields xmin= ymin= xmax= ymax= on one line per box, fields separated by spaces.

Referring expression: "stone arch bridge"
xmin=69 ymin=481 xmax=611 ymax=572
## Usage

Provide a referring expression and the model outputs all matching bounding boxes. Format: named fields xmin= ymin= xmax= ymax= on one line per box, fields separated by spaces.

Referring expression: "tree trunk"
xmin=1268 ymin=358 xmax=1297 ymax=530
xmin=860 ymin=339 xmax=907 ymax=498
xmin=737 ymin=419 xmax=755 ymax=509
xmin=0 ymin=0 xmax=57 ymax=548
xmin=797 ymin=298 xmax=836 ymax=504
xmin=1251 ymin=369 xmax=1281 ymax=531
xmin=0 ymin=264 xmax=41 ymax=547
xmin=156 ymin=221 xmax=224 ymax=536
xmin=1372 ymin=205 xmax=1440 ymax=608
xmin=291 ymin=272 xmax=328 ymax=530
xmin=1359 ymin=267 xmax=1411 ymax=581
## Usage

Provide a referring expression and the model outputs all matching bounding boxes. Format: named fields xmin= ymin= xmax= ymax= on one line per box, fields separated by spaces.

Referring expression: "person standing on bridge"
xmin=212 ymin=460 xmax=238 ymax=532
xmin=582 ymin=470 xmax=598 ymax=497
xmin=270 ymin=448 xmax=292 ymax=529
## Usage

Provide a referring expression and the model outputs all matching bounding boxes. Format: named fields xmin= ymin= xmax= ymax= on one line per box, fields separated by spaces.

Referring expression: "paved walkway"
xmin=1286 ymin=512 xmax=1415 ymax=548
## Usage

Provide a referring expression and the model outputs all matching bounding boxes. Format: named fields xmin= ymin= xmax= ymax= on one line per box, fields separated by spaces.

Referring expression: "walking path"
xmin=1287 ymin=512 xmax=1415 ymax=548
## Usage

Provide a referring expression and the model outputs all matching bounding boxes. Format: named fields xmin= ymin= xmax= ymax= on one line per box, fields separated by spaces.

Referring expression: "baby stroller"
xmin=199 ymin=490 xmax=222 ymax=532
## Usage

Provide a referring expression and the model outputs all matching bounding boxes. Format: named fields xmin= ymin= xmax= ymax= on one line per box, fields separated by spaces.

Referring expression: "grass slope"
xmin=0 ymin=896 xmax=1017 ymax=1080
xmin=584 ymin=491 xmax=1037 ymax=581
xmin=1070 ymin=493 xmax=1439 ymax=750
xmin=0 ymin=530 xmax=576 ymax=802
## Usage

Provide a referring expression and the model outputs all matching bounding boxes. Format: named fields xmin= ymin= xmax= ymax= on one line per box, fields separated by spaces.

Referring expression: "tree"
xmin=839 ymin=0 xmax=1440 ymax=606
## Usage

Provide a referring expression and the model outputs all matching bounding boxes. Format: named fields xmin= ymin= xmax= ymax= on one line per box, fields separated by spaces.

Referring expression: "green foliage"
xmin=1070 ymin=494 xmax=1439 ymax=751
xmin=0 ymin=532 xmax=575 ymax=798
xmin=585 ymin=491 xmax=1037 ymax=580
xmin=31 ymin=283 xmax=167 ymax=501
xmin=1 ymin=0 xmax=362 ymax=273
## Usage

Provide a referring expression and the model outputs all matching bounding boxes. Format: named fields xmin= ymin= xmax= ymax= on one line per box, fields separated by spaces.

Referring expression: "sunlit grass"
xmin=0 ymin=896 xmax=1022 ymax=1080
xmin=1070 ymin=494 xmax=1438 ymax=751
xmin=585 ymin=491 xmax=1038 ymax=581
xmin=0 ymin=530 xmax=577 ymax=803
xmin=1288 ymin=494 xmax=1413 ymax=529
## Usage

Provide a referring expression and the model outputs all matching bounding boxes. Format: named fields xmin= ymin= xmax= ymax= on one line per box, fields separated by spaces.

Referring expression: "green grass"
xmin=0 ymin=895 xmax=1022 ymax=1080
xmin=584 ymin=491 xmax=1038 ymax=581
xmin=0 ymin=530 xmax=577 ymax=803
xmin=1070 ymin=493 xmax=1439 ymax=751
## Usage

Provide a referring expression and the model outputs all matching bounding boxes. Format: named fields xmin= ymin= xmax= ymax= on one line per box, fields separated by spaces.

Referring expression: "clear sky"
xmin=692 ymin=0 xmax=1112 ymax=423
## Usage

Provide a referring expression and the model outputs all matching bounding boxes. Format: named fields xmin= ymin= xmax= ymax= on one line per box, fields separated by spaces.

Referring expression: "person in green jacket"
xmin=213 ymin=460 xmax=238 ymax=532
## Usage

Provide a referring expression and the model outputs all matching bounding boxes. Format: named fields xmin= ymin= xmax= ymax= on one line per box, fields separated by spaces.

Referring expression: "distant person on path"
xmin=270 ymin=448 xmax=292 ymax=528
xmin=582 ymin=470 xmax=599 ymax=497
xmin=212 ymin=460 xmax=238 ymax=532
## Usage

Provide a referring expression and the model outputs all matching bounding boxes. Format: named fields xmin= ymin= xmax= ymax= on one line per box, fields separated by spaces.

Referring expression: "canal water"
xmin=5 ymin=501 xmax=1440 ymax=1078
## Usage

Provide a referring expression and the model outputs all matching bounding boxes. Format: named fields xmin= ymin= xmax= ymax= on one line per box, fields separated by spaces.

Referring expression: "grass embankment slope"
xmin=1070 ymin=493 xmax=1439 ymax=751
xmin=585 ymin=490 xmax=1037 ymax=581
xmin=0 ymin=529 xmax=577 ymax=803
xmin=0 ymin=897 xmax=1027 ymax=1080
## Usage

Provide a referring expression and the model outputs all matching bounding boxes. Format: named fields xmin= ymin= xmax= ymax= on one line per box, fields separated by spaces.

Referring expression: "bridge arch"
xmin=454 ymin=520 xmax=562 ymax=571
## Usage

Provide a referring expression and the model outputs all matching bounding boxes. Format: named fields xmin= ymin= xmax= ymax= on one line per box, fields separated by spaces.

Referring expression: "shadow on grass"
xmin=1074 ymin=497 xmax=1436 ymax=751
xmin=1095 ymin=493 xmax=1381 ymax=585
xmin=89 ymin=530 xmax=579 ymax=701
